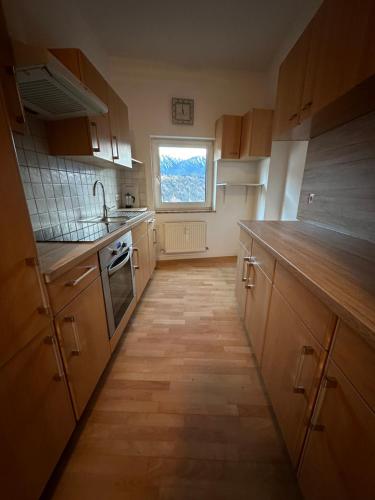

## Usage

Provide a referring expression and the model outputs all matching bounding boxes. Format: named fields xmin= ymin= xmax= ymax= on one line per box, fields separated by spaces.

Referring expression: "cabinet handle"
xmin=25 ymin=257 xmax=50 ymax=315
xmin=242 ymin=256 xmax=253 ymax=282
xmin=112 ymin=135 xmax=119 ymax=160
xmin=153 ymin=228 xmax=157 ymax=244
xmin=64 ymin=316 xmax=81 ymax=355
xmin=45 ymin=335 xmax=65 ymax=381
xmin=293 ymin=345 xmax=314 ymax=394
xmin=90 ymin=121 xmax=100 ymax=152
xmin=244 ymin=257 xmax=256 ymax=288
xmin=132 ymin=247 xmax=140 ymax=270
xmin=288 ymin=113 xmax=298 ymax=121
xmin=310 ymin=376 xmax=338 ymax=431
xmin=64 ymin=265 xmax=97 ymax=287
xmin=301 ymin=101 xmax=313 ymax=111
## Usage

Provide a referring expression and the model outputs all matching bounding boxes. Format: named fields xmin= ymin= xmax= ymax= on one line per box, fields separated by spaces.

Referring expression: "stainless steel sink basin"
xmin=78 ymin=215 xmax=132 ymax=224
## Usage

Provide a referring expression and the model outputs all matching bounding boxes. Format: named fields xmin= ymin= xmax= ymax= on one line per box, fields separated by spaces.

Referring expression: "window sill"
xmin=156 ymin=208 xmax=216 ymax=214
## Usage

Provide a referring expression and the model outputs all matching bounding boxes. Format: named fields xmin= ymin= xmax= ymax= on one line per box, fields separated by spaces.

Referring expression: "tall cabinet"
xmin=0 ymin=86 xmax=75 ymax=499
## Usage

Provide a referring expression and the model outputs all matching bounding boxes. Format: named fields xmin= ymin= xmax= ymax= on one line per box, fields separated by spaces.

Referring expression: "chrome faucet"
xmin=93 ymin=180 xmax=108 ymax=220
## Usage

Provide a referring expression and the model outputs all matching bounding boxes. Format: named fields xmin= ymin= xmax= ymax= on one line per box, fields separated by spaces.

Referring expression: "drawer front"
xmin=332 ymin=321 xmax=375 ymax=411
xmin=274 ymin=262 xmax=336 ymax=349
xmin=132 ymin=220 xmax=148 ymax=244
xmin=252 ymin=240 xmax=275 ymax=281
xmin=47 ymin=254 xmax=100 ymax=314
xmin=262 ymin=287 xmax=326 ymax=466
xmin=239 ymin=228 xmax=252 ymax=252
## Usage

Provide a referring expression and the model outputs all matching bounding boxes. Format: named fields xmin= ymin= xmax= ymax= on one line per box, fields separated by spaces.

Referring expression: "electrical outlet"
xmin=307 ymin=193 xmax=315 ymax=204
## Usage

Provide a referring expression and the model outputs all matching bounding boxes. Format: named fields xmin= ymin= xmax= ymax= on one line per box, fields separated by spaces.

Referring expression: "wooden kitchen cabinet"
xmin=298 ymin=360 xmax=375 ymax=500
xmin=311 ymin=0 xmax=375 ymax=115
xmin=240 ymin=109 xmax=273 ymax=158
xmin=47 ymin=48 xmax=113 ymax=163
xmin=214 ymin=115 xmax=242 ymax=160
xmin=55 ymin=276 xmax=110 ymax=418
xmin=262 ymin=287 xmax=326 ymax=466
xmin=0 ymin=87 xmax=50 ymax=368
xmin=0 ymin=328 xmax=75 ymax=500
xmin=244 ymin=262 xmax=272 ymax=364
xmin=147 ymin=218 xmax=157 ymax=275
xmin=272 ymin=23 xmax=312 ymax=139
xmin=133 ymin=230 xmax=151 ymax=302
xmin=235 ymin=242 xmax=251 ymax=320
xmin=108 ymin=86 xmax=132 ymax=167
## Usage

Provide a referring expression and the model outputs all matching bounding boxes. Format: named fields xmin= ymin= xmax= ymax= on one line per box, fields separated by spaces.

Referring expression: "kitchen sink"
xmin=78 ymin=215 xmax=132 ymax=224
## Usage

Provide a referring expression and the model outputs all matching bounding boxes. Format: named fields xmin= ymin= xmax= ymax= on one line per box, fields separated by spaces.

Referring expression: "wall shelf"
xmin=216 ymin=182 xmax=264 ymax=203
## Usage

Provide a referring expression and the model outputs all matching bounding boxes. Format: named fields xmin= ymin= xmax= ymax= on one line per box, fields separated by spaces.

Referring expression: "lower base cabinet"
xmin=244 ymin=263 xmax=272 ymax=363
xmin=134 ymin=231 xmax=151 ymax=302
xmin=235 ymin=243 xmax=251 ymax=319
xmin=55 ymin=277 xmax=110 ymax=419
xmin=0 ymin=328 xmax=76 ymax=500
xmin=298 ymin=360 xmax=375 ymax=500
xmin=261 ymin=287 xmax=326 ymax=466
xmin=147 ymin=218 xmax=157 ymax=274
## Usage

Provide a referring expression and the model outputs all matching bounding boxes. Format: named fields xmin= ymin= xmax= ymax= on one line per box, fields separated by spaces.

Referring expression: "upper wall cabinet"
xmin=215 ymin=110 xmax=273 ymax=160
xmin=273 ymin=0 xmax=375 ymax=140
xmin=214 ymin=114 xmax=242 ymax=160
xmin=108 ymin=87 xmax=132 ymax=168
xmin=46 ymin=48 xmax=132 ymax=167
xmin=240 ymin=108 xmax=273 ymax=159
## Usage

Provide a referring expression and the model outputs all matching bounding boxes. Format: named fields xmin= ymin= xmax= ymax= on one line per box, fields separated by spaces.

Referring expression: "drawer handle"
xmin=132 ymin=247 xmax=140 ymax=269
xmin=64 ymin=316 xmax=81 ymax=355
xmin=242 ymin=256 xmax=254 ymax=282
xmin=153 ymin=228 xmax=157 ymax=245
xmin=90 ymin=121 xmax=100 ymax=152
xmin=293 ymin=345 xmax=314 ymax=394
xmin=112 ymin=135 xmax=119 ymax=160
xmin=45 ymin=335 xmax=65 ymax=381
xmin=245 ymin=257 xmax=256 ymax=288
xmin=310 ymin=376 xmax=338 ymax=431
xmin=288 ymin=113 xmax=298 ymax=121
xmin=64 ymin=265 xmax=97 ymax=287
xmin=301 ymin=101 xmax=313 ymax=111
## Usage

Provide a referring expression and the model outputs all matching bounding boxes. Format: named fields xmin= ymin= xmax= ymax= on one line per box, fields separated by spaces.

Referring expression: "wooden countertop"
xmin=239 ymin=221 xmax=375 ymax=339
xmin=37 ymin=211 xmax=155 ymax=283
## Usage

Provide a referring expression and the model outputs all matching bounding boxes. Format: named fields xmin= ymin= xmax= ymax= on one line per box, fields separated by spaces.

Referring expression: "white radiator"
xmin=163 ymin=221 xmax=207 ymax=254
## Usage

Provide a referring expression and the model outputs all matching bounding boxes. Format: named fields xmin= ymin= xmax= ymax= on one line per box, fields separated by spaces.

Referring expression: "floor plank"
xmin=50 ymin=260 xmax=301 ymax=499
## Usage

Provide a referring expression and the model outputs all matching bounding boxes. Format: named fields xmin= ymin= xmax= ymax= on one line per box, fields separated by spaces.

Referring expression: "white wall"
xmin=110 ymin=58 xmax=270 ymax=258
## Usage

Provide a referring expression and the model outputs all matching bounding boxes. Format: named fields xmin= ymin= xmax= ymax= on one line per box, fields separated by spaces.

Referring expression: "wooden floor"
xmin=50 ymin=260 xmax=301 ymax=500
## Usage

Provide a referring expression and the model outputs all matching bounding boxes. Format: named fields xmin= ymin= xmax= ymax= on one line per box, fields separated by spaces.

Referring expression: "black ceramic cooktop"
xmin=34 ymin=221 xmax=126 ymax=243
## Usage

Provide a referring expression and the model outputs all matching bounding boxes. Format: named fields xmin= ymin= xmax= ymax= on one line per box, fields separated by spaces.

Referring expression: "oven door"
xmin=102 ymin=248 xmax=135 ymax=337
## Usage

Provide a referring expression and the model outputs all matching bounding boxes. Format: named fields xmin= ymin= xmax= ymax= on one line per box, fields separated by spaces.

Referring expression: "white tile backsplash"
xmin=15 ymin=114 xmax=147 ymax=239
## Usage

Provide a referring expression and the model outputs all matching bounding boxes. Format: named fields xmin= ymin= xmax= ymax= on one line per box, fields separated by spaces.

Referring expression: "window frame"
xmin=151 ymin=137 xmax=215 ymax=212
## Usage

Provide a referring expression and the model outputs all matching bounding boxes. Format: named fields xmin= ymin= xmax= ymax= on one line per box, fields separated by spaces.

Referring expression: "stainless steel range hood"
xmin=12 ymin=40 xmax=108 ymax=120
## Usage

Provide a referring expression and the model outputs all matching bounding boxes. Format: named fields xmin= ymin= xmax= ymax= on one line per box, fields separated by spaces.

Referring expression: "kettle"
xmin=124 ymin=192 xmax=135 ymax=208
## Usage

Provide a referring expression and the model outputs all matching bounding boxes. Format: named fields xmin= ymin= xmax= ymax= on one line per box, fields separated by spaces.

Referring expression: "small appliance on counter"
xmin=124 ymin=192 xmax=135 ymax=208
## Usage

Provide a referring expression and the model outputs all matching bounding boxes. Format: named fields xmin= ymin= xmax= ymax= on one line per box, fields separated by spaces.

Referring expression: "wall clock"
xmin=172 ymin=97 xmax=194 ymax=125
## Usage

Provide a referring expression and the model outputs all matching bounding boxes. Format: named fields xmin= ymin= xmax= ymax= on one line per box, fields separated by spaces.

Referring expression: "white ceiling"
xmin=76 ymin=0 xmax=321 ymax=71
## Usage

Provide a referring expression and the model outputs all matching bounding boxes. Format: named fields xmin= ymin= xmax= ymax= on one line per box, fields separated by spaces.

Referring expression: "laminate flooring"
xmin=51 ymin=259 xmax=301 ymax=500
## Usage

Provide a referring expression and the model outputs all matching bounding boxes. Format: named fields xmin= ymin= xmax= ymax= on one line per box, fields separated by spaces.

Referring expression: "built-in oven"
xmin=99 ymin=231 xmax=135 ymax=338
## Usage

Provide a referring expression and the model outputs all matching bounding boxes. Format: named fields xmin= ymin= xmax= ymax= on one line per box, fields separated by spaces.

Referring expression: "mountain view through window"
xmin=159 ymin=146 xmax=207 ymax=203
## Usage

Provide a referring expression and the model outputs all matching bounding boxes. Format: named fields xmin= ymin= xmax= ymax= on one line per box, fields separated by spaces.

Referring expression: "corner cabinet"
xmin=240 ymin=108 xmax=274 ymax=158
xmin=55 ymin=277 xmax=111 ymax=419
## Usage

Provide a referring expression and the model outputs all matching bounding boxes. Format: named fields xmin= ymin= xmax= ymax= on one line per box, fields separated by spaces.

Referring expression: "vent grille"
xmin=18 ymin=78 xmax=86 ymax=115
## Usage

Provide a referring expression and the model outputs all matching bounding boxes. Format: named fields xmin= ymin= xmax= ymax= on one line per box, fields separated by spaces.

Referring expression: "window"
xmin=151 ymin=138 xmax=214 ymax=211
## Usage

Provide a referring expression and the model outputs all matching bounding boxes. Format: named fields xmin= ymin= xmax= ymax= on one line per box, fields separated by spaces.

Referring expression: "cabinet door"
xmin=298 ymin=361 xmax=375 ymax=500
xmin=262 ymin=287 xmax=326 ymax=466
xmin=55 ymin=277 xmax=110 ymax=418
xmin=214 ymin=115 xmax=242 ymax=159
xmin=0 ymin=328 xmax=76 ymax=500
xmin=235 ymin=243 xmax=250 ymax=319
xmin=0 ymin=88 xmax=50 ymax=368
xmin=240 ymin=109 xmax=273 ymax=158
xmin=108 ymin=88 xmax=132 ymax=167
xmin=244 ymin=263 xmax=272 ymax=364
xmin=272 ymin=26 xmax=311 ymax=139
xmin=311 ymin=0 xmax=374 ymax=114
xmin=147 ymin=218 xmax=157 ymax=275
xmin=134 ymin=231 xmax=150 ymax=301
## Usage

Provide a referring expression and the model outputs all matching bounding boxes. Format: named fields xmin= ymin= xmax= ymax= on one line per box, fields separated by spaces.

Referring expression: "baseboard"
xmin=156 ymin=256 xmax=236 ymax=267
